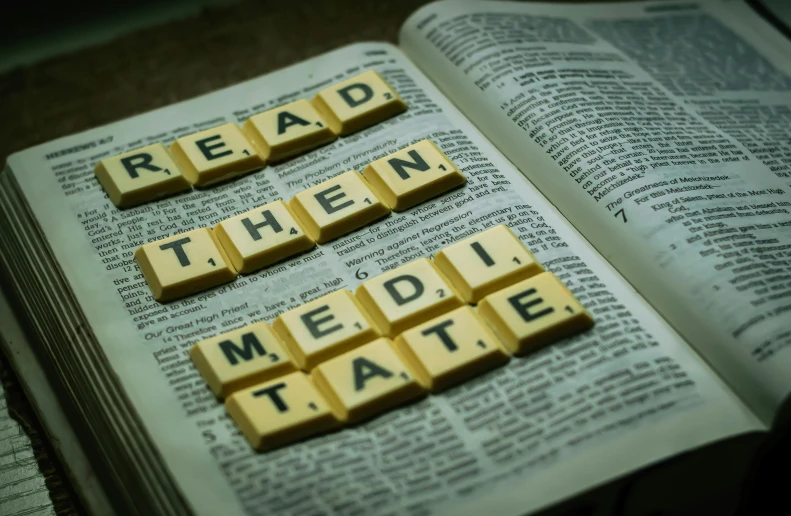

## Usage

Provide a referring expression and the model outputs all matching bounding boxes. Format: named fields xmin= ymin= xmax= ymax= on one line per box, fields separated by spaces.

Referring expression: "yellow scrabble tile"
xmin=243 ymin=99 xmax=338 ymax=162
xmin=289 ymin=170 xmax=390 ymax=244
xmin=135 ymin=227 xmax=237 ymax=302
xmin=311 ymin=338 xmax=425 ymax=423
xmin=225 ymin=372 xmax=338 ymax=451
xmin=434 ymin=225 xmax=543 ymax=303
xmin=355 ymin=258 xmax=463 ymax=338
xmin=190 ymin=321 xmax=296 ymax=399
xmin=214 ymin=200 xmax=315 ymax=273
xmin=393 ymin=306 xmax=510 ymax=392
xmin=95 ymin=143 xmax=191 ymax=208
xmin=312 ymin=70 xmax=407 ymax=135
xmin=273 ymin=290 xmax=381 ymax=371
xmin=477 ymin=272 xmax=594 ymax=355
xmin=169 ymin=123 xmax=264 ymax=187
xmin=363 ymin=140 xmax=466 ymax=211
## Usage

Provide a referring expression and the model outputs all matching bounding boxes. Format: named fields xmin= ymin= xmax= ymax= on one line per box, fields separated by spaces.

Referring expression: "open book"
xmin=1 ymin=0 xmax=789 ymax=514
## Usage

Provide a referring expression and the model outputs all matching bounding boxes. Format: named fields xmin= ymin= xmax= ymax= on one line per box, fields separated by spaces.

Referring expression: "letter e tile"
xmin=478 ymin=272 xmax=594 ymax=355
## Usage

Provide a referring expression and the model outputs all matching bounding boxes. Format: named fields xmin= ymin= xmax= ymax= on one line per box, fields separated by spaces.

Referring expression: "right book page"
xmin=401 ymin=0 xmax=791 ymax=424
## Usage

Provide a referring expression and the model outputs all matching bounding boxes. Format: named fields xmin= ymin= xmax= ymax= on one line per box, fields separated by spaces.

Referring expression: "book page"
xmin=401 ymin=0 xmax=791 ymax=424
xmin=2 ymin=43 xmax=762 ymax=516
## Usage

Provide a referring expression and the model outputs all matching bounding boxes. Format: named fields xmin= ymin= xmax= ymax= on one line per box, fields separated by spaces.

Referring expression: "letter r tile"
xmin=478 ymin=272 xmax=594 ymax=355
xmin=312 ymin=70 xmax=407 ymax=135
xmin=355 ymin=258 xmax=463 ymax=337
xmin=94 ymin=143 xmax=191 ymax=208
xmin=289 ymin=170 xmax=390 ymax=243
xmin=135 ymin=227 xmax=237 ymax=302
xmin=190 ymin=321 xmax=296 ymax=398
xmin=273 ymin=290 xmax=380 ymax=370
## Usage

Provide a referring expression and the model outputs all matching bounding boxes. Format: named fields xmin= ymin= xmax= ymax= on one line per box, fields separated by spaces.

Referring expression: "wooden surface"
xmin=0 ymin=0 xmax=430 ymax=162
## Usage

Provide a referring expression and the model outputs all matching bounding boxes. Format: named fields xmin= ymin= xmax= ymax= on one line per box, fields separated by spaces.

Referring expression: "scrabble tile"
xmin=355 ymin=258 xmax=463 ymax=338
xmin=214 ymin=200 xmax=315 ymax=273
xmin=312 ymin=70 xmax=407 ymax=135
xmin=135 ymin=227 xmax=237 ymax=302
xmin=311 ymin=338 xmax=425 ymax=423
xmin=95 ymin=143 xmax=191 ymax=208
xmin=393 ymin=306 xmax=510 ymax=392
xmin=169 ymin=123 xmax=264 ymax=187
xmin=363 ymin=140 xmax=466 ymax=211
xmin=477 ymin=272 xmax=594 ymax=355
xmin=273 ymin=290 xmax=380 ymax=371
xmin=289 ymin=170 xmax=389 ymax=244
xmin=225 ymin=372 xmax=338 ymax=450
xmin=243 ymin=99 xmax=338 ymax=162
xmin=434 ymin=225 xmax=543 ymax=303
xmin=190 ymin=321 xmax=296 ymax=398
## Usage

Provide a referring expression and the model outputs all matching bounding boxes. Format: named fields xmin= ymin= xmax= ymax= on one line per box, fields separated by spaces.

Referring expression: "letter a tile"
xmin=225 ymin=372 xmax=338 ymax=450
xmin=434 ymin=225 xmax=543 ymax=303
xmin=243 ymin=99 xmax=337 ymax=162
xmin=478 ymin=272 xmax=594 ymax=355
xmin=289 ymin=170 xmax=389 ymax=243
xmin=312 ymin=338 xmax=425 ymax=423
xmin=273 ymin=290 xmax=380 ymax=370
xmin=355 ymin=258 xmax=463 ymax=337
xmin=190 ymin=321 xmax=296 ymax=398
xmin=95 ymin=143 xmax=191 ymax=208
xmin=363 ymin=140 xmax=466 ymax=211
xmin=312 ymin=70 xmax=407 ymax=135
xmin=135 ymin=227 xmax=237 ymax=302
xmin=393 ymin=306 xmax=510 ymax=392
xmin=170 ymin=123 xmax=264 ymax=187
xmin=214 ymin=200 xmax=315 ymax=273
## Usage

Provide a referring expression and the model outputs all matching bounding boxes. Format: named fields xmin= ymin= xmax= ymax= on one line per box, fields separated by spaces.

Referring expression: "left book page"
xmin=1 ymin=42 xmax=762 ymax=516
